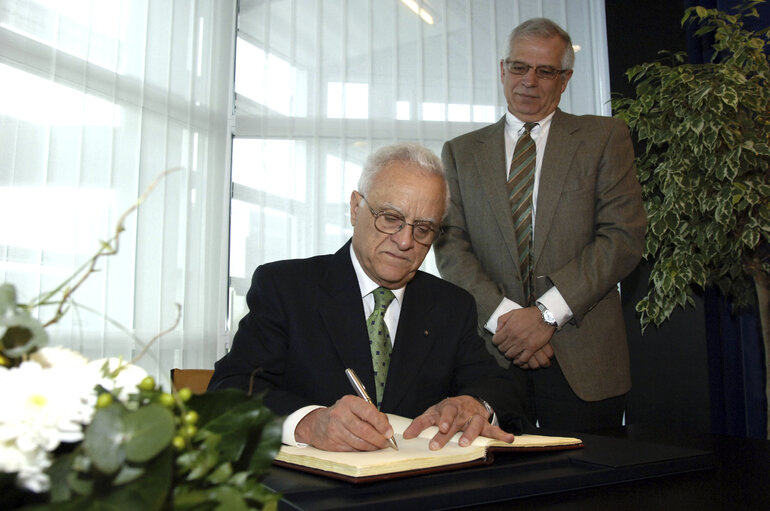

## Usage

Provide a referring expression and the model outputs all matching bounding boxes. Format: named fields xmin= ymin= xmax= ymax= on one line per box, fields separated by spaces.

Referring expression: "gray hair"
xmin=504 ymin=17 xmax=575 ymax=71
xmin=357 ymin=142 xmax=450 ymax=218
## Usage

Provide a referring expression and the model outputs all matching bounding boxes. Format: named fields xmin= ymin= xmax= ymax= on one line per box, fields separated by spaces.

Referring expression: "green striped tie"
xmin=368 ymin=287 xmax=396 ymax=407
xmin=507 ymin=122 xmax=538 ymax=305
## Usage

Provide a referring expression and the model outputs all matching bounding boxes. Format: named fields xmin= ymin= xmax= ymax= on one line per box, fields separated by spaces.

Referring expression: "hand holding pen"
xmin=345 ymin=368 xmax=399 ymax=450
xmin=292 ymin=372 xmax=399 ymax=451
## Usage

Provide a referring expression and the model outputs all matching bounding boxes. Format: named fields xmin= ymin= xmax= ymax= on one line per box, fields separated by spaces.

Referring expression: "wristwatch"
xmin=536 ymin=301 xmax=558 ymax=328
xmin=473 ymin=396 xmax=498 ymax=426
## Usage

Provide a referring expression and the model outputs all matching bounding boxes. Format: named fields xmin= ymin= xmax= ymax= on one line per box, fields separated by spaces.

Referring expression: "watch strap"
xmin=472 ymin=396 xmax=498 ymax=426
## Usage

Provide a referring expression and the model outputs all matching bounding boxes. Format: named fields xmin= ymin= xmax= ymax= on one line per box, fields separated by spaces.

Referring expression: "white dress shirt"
xmin=280 ymin=245 xmax=405 ymax=446
xmin=485 ymin=110 xmax=573 ymax=332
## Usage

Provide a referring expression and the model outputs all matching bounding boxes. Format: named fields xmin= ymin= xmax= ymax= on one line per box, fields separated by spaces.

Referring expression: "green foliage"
xmin=612 ymin=0 xmax=770 ymax=330
xmin=20 ymin=384 xmax=282 ymax=511
xmin=3 ymin=281 xmax=281 ymax=511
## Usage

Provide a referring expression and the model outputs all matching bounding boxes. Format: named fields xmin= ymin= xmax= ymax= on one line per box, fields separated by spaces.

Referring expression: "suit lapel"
xmin=472 ymin=117 xmax=522 ymax=267
xmin=381 ymin=273 xmax=439 ymax=411
xmin=534 ymin=109 xmax=580 ymax=266
xmin=317 ymin=242 xmax=378 ymax=391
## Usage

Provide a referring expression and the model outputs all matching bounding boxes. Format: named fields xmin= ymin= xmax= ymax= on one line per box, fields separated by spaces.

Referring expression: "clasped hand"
xmin=492 ymin=306 xmax=555 ymax=368
xmin=295 ymin=395 xmax=514 ymax=452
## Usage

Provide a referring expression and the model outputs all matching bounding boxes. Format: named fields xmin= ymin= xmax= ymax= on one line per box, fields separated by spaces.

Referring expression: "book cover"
xmin=274 ymin=414 xmax=583 ymax=483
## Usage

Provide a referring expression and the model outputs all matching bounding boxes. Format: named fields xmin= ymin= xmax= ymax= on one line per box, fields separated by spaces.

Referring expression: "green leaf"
xmin=112 ymin=464 xmax=146 ymax=486
xmin=741 ymin=228 xmax=760 ymax=248
xmin=185 ymin=434 xmax=222 ymax=480
xmin=171 ymin=486 xmax=212 ymax=508
xmin=123 ymin=403 xmax=175 ymax=463
xmin=211 ymin=485 xmax=250 ymax=511
xmin=187 ymin=389 xmax=250 ymax=426
xmin=248 ymin=419 xmax=282 ymax=474
xmin=83 ymin=404 xmax=125 ymax=475
xmin=206 ymin=462 xmax=234 ymax=485
xmin=202 ymin=400 xmax=274 ymax=463
xmin=46 ymin=452 xmax=76 ymax=502
xmin=96 ymin=448 xmax=173 ymax=511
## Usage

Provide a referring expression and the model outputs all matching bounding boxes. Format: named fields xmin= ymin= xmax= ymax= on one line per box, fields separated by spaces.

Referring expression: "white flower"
xmin=87 ymin=357 xmax=149 ymax=403
xmin=0 ymin=440 xmax=51 ymax=493
xmin=0 ymin=348 xmax=150 ymax=492
xmin=0 ymin=359 xmax=96 ymax=492
xmin=30 ymin=346 xmax=89 ymax=369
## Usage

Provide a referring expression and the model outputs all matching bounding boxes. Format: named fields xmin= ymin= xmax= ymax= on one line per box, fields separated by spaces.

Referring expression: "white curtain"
xmin=227 ymin=0 xmax=611 ymax=353
xmin=0 ymin=0 xmax=612 ymax=370
xmin=0 ymin=0 xmax=235 ymax=384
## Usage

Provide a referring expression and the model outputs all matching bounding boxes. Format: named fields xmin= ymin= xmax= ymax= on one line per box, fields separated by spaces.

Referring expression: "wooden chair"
xmin=170 ymin=368 xmax=214 ymax=394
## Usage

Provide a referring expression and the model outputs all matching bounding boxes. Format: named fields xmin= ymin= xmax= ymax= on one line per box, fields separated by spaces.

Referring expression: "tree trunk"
xmin=750 ymin=267 xmax=770 ymax=439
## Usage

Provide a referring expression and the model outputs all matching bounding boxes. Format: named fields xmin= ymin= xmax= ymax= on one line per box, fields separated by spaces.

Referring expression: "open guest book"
xmin=273 ymin=414 xmax=583 ymax=483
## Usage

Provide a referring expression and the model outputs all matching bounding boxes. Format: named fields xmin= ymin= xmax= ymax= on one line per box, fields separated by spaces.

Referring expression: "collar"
xmin=349 ymin=244 xmax=405 ymax=303
xmin=504 ymin=109 xmax=556 ymax=136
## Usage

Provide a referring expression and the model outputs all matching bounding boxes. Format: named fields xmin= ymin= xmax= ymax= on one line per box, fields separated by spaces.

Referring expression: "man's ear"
xmin=349 ymin=191 xmax=359 ymax=226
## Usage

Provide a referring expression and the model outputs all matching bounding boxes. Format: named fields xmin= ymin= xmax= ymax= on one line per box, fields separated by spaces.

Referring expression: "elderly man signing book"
xmin=208 ymin=142 xmax=529 ymax=452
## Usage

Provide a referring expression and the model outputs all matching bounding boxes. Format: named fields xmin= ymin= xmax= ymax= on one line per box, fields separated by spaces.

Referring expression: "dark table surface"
xmin=263 ymin=424 xmax=770 ymax=511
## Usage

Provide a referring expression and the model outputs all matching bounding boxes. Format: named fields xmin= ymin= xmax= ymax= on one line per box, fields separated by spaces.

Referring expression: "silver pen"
xmin=345 ymin=368 xmax=399 ymax=450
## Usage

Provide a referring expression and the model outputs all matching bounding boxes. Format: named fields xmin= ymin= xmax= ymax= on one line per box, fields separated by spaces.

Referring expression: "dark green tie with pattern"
xmin=507 ymin=122 xmax=538 ymax=305
xmin=368 ymin=286 xmax=396 ymax=407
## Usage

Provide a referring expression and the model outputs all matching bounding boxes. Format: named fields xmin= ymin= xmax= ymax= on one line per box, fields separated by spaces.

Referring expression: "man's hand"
xmin=294 ymin=395 xmax=395 ymax=451
xmin=492 ymin=306 xmax=555 ymax=367
xmin=402 ymin=396 xmax=515 ymax=450
xmin=521 ymin=342 xmax=555 ymax=369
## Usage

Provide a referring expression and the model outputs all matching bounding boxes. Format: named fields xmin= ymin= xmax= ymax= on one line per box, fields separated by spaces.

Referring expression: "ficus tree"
xmin=612 ymin=1 xmax=769 ymax=436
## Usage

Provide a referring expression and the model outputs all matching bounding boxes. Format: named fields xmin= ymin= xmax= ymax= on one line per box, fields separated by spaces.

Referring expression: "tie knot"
xmin=523 ymin=122 xmax=538 ymax=134
xmin=372 ymin=287 xmax=396 ymax=310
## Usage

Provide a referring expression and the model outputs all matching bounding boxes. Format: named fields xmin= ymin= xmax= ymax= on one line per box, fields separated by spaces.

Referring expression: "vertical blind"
xmin=228 ymin=0 xmax=611 ymax=354
xmin=1 ymin=0 xmax=612 ymax=371
xmin=0 ymin=0 xmax=235 ymax=384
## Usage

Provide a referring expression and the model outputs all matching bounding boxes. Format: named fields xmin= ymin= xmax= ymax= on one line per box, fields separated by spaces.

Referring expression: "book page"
xmin=276 ymin=429 xmax=487 ymax=477
xmin=275 ymin=414 xmax=582 ymax=478
xmin=386 ymin=413 xmax=581 ymax=449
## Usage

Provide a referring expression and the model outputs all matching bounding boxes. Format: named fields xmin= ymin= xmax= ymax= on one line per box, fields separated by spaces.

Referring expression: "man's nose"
xmin=521 ymin=67 xmax=538 ymax=85
xmin=391 ymin=224 xmax=415 ymax=249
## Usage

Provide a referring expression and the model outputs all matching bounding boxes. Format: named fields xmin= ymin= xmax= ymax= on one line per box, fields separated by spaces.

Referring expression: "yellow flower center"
xmin=27 ymin=394 xmax=48 ymax=408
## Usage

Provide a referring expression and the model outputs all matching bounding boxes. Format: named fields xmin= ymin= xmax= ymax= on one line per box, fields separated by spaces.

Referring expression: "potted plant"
xmin=0 ymin=172 xmax=283 ymax=510
xmin=612 ymin=1 xmax=769 ymax=437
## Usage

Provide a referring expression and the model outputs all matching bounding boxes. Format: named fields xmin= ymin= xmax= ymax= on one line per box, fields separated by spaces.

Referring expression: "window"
xmin=228 ymin=0 xmax=611 ymax=336
xmin=0 ymin=0 xmax=236 ymax=383
xmin=0 ymin=0 xmax=611 ymax=373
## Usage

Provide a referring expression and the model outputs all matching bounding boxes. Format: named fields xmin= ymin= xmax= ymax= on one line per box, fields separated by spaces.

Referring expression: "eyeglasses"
xmin=358 ymin=194 xmax=442 ymax=246
xmin=503 ymin=59 xmax=568 ymax=80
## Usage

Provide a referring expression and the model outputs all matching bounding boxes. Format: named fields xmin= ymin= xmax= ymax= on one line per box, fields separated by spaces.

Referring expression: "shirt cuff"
xmin=281 ymin=404 xmax=324 ymax=446
xmin=484 ymin=297 xmax=523 ymax=334
xmin=537 ymin=286 xmax=573 ymax=328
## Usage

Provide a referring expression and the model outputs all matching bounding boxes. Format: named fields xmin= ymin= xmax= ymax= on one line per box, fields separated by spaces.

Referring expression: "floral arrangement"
xmin=0 ymin=172 xmax=282 ymax=510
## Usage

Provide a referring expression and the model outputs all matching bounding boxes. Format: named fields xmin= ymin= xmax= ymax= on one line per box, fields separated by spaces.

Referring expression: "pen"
xmin=345 ymin=368 xmax=399 ymax=450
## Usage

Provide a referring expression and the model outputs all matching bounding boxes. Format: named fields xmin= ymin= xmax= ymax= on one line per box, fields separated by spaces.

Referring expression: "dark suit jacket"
xmin=209 ymin=241 xmax=527 ymax=432
xmin=434 ymin=110 xmax=647 ymax=401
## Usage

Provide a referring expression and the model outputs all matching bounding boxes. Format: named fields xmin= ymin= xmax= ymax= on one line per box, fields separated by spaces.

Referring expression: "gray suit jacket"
xmin=434 ymin=109 xmax=646 ymax=401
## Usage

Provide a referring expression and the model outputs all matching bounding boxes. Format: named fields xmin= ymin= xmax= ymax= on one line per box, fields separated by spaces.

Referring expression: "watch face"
xmin=538 ymin=303 xmax=556 ymax=326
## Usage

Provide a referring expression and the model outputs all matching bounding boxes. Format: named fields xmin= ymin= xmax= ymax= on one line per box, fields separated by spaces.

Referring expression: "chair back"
xmin=170 ymin=368 xmax=214 ymax=394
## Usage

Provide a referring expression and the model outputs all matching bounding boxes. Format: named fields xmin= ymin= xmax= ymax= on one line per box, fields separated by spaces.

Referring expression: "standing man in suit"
xmin=209 ymin=142 xmax=527 ymax=452
xmin=434 ymin=18 xmax=646 ymax=432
